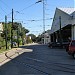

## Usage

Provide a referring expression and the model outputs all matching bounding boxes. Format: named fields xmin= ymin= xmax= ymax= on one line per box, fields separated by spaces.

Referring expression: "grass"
xmin=0 ymin=47 xmax=8 ymax=53
xmin=0 ymin=45 xmax=11 ymax=54
xmin=0 ymin=43 xmax=31 ymax=54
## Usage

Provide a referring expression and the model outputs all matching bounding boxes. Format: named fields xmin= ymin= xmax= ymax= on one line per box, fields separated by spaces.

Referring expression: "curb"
xmin=0 ymin=48 xmax=23 ymax=66
xmin=0 ymin=47 xmax=33 ymax=66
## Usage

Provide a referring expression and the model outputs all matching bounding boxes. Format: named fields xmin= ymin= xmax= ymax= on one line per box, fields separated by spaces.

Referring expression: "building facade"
xmin=50 ymin=8 xmax=75 ymax=42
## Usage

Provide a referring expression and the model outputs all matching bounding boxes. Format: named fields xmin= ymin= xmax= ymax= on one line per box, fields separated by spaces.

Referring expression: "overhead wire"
xmin=0 ymin=0 xmax=11 ymax=11
xmin=0 ymin=12 xmax=12 ymax=21
xmin=17 ymin=2 xmax=37 ymax=13
xmin=0 ymin=0 xmax=12 ymax=21
xmin=13 ymin=2 xmax=37 ymax=22
xmin=14 ymin=18 xmax=53 ymax=22
xmin=0 ymin=6 xmax=7 ymax=14
xmin=0 ymin=0 xmax=51 ymax=34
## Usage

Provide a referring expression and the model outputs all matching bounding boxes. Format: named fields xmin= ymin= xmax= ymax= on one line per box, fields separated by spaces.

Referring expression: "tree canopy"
xmin=28 ymin=34 xmax=36 ymax=42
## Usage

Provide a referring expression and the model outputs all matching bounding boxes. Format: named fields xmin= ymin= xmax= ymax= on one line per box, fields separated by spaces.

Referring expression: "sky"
xmin=0 ymin=0 xmax=75 ymax=36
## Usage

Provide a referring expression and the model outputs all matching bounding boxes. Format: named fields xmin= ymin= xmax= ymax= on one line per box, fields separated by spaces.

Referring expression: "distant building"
xmin=42 ymin=30 xmax=51 ymax=44
xmin=0 ymin=23 xmax=3 ymax=33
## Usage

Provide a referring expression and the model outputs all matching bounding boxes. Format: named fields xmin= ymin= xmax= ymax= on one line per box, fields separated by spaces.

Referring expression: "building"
xmin=50 ymin=8 xmax=75 ymax=42
xmin=42 ymin=30 xmax=51 ymax=44
xmin=0 ymin=23 xmax=3 ymax=33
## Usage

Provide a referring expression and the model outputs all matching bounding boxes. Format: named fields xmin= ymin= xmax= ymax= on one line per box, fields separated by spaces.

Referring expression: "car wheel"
xmin=73 ymin=53 xmax=75 ymax=59
xmin=50 ymin=46 xmax=52 ymax=48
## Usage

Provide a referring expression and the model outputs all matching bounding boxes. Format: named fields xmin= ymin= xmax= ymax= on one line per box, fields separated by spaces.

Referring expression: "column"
xmin=71 ymin=25 xmax=75 ymax=40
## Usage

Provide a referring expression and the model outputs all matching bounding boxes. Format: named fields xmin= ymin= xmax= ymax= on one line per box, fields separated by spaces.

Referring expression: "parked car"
xmin=62 ymin=42 xmax=70 ymax=49
xmin=67 ymin=40 xmax=75 ymax=59
xmin=48 ymin=42 xmax=61 ymax=48
xmin=48 ymin=42 xmax=70 ymax=49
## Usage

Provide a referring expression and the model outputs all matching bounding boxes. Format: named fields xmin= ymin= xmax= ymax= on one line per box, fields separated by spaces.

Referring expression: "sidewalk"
xmin=0 ymin=47 xmax=33 ymax=66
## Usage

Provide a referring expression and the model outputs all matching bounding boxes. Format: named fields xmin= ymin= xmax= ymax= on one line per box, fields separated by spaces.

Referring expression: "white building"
xmin=0 ymin=23 xmax=3 ymax=33
xmin=50 ymin=8 xmax=75 ymax=42
xmin=42 ymin=30 xmax=51 ymax=44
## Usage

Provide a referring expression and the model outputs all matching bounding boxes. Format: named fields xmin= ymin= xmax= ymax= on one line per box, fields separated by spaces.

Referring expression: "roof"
xmin=51 ymin=7 xmax=75 ymax=34
xmin=58 ymin=8 xmax=75 ymax=15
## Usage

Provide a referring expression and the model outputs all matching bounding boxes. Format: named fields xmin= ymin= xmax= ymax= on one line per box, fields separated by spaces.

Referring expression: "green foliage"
xmin=26 ymin=36 xmax=32 ymax=44
xmin=1 ymin=32 xmax=5 ymax=37
xmin=21 ymin=27 xmax=29 ymax=34
xmin=28 ymin=34 xmax=36 ymax=42
xmin=0 ymin=21 xmax=30 ymax=49
xmin=36 ymin=36 xmax=41 ymax=42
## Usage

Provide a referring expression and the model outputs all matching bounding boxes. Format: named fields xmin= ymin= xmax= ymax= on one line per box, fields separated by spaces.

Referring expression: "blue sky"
xmin=0 ymin=0 xmax=75 ymax=36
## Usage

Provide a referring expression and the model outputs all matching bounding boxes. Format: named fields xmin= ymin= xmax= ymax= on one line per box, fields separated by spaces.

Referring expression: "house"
xmin=50 ymin=7 xmax=75 ymax=42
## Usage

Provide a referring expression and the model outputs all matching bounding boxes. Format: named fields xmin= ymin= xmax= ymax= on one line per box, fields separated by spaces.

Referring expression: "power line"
xmin=0 ymin=12 xmax=12 ymax=21
xmin=13 ymin=2 xmax=39 ymax=21
xmin=14 ymin=0 xmax=43 ymax=18
xmin=14 ymin=18 xmax=53 ymax=22
xmin=0 ymin=0 xmax=11 ymax=10
xmin=0 ymin=6 xmax=7 ymax=14
xmin=19 ymin=3 xmax=37 ymax=12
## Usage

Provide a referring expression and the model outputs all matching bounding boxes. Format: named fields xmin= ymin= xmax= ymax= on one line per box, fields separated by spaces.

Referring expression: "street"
xmin=0 ymin=43 xmax=75 ymax=75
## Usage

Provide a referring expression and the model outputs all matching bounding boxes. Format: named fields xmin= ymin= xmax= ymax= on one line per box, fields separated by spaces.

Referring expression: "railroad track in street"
xmin=5 ymin=51 xmax=75 ymax=74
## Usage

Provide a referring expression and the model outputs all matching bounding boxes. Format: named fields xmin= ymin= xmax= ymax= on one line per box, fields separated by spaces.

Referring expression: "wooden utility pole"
xmin=59 ymin=16 xmax=62 ymax=45
xmin=43 ymin=0 xmax=46 ymax=44
xmin=11 ymin=9 xmax=13 ymax=48
xmin=17 ymin=25 xmax=19 ymax=47
xmin=5 ymin=15 xmax=7 ymax=49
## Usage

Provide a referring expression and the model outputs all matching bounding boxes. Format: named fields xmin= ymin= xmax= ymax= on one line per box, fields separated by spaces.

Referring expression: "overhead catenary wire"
xmin=0 ymin=0 xmax=11 ymax=11
xmin=18 ymin=3 xmax=37 ymax=13
xmin=0 ymin=12 xmax=12 ymax=21
xmin=0 ymin=6 xmax=7 ymax=14
xmin=13 ymin=0 xmax=46 ymax=20
xmin=14 ymin=18 xmax=53 ymax=22
xmin=0 ymin=0 xmax=52 ymax=36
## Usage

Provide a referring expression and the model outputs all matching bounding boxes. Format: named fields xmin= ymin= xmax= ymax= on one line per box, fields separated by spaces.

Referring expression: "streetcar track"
xmin=5 ymin=52 xmax=75 ymax=74
xmin=5 ymin=48 xmax=75 ymax=74
xmin=12 ymin=59 xmax=51 ymax=75
xmin=12 ymin=57 xmax=75 ymax=74
xmin=5 ymin=52 xmax=51 ymax=75
xmin=23 ymin=56 xmax=75 ymax=72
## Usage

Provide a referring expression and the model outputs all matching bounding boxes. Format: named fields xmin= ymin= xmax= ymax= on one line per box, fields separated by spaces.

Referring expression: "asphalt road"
xmin=0 ymin=44 xmax=75 ymax=75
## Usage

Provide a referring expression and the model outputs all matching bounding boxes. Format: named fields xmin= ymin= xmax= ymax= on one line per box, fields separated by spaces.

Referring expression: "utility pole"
xmin=11 ymin=9 xmax=13 ymax=48
xmin=43 ymin=0 xmax=45 ymax=44
xmin=17 ymin=25 xmax=19 ymax=47
xmin=5 ymin=15 xmax=7 ymax=49
xmin=59 ymin=16 xmax=62 ymax=45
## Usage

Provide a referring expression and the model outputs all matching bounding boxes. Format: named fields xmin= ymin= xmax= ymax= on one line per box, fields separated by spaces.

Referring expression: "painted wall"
xmin=51 ymin=8 xmax=72 ymax=34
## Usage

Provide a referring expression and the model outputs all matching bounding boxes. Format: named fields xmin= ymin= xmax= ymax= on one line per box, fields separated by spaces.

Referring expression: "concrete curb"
xmin=0 ymin=47 xmax=33 ymax=66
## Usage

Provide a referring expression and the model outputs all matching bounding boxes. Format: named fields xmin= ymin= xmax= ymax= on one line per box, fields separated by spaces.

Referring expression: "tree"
xmin=28 ymin=34 xmax=36 ymax=42
xmin=19 ymin=27 xmax=29 ymax=45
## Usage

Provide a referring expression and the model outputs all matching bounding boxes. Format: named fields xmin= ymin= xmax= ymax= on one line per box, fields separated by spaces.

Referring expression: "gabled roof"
xmin=58 ymin=8 xmax=75 ymax=15
xmin=51 ymin=7 xmax=75 ymax=34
